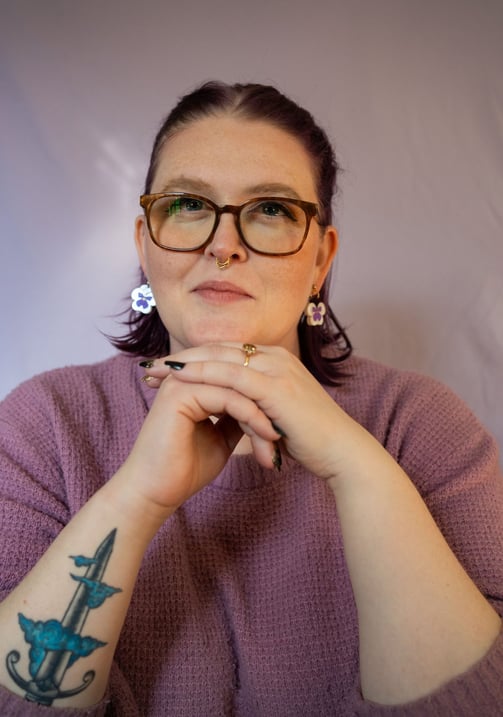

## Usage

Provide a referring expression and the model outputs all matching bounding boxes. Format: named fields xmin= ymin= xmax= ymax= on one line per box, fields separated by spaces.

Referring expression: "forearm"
xmin=0 ymin=469 xmax=169 ymax=709
xmin=327 ymin=423 xmax=501 ymax=705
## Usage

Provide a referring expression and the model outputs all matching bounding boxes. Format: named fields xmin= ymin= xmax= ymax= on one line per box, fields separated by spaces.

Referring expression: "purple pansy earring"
xmin=131 ymin=282 xmax=156 ymax=314
xmin=304 ymin=285 xmax=326 ymax=327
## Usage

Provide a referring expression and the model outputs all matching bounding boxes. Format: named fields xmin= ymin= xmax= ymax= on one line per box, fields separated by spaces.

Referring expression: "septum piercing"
xmin=216 ymin=257 xmax=231 ymax=270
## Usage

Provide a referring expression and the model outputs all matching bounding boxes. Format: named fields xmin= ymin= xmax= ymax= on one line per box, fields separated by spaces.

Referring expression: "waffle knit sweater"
xmin=0 ymin=353 xmax=502 ymax=716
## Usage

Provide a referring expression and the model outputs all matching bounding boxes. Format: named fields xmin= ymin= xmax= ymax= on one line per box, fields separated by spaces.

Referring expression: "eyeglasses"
xmin=139 ymin=192 xmax=321 ymax=256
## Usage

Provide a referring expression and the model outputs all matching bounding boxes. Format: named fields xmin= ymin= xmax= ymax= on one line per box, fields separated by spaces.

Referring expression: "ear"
xmin=314 ymin=225 xmax=338 ymax=288
xmin=134 ymin=215 xmax=149 ymax=275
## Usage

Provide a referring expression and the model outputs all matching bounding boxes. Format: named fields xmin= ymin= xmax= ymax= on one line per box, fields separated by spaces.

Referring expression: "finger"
xmin=169 ymin=362 xmax=289 ymax=441
xmin=156 ymin=379 xmax=281 ymax=444
xmin=139 ymin=357 xmax=177 ymax=382
xmin=195 ymin=386 xmax=280 ymax=443
xmin=158 ymin=358 xmax=275 ymax=412
xmin=214 ymin=413 xmax=244 ymax=454
xmin=162 ymin=342 xmax=276 ymax=370
xmin=249 ymin=435 xmax=283 ymax=472
xmin=156 ymin=343 xmax=302 ymax=437
xmin=140 ymin=374 xmax=162 ymax=388
xmin=139 ymin=344 xmax=267 ymax=373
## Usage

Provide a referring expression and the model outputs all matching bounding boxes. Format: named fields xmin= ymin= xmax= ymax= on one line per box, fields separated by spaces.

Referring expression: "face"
xmin=134 ymin=115 xmax=338 ymax=356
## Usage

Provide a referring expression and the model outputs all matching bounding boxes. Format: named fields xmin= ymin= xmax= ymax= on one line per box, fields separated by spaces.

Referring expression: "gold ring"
xmin=242 ymin=343 xmax=256 ymax=367
xmin=216 ymin=256 xmax=231 ymax=270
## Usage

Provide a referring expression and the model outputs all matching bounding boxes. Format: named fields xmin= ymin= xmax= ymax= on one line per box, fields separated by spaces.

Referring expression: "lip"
xmin=192 ymin=280 xmax=253 ymax=303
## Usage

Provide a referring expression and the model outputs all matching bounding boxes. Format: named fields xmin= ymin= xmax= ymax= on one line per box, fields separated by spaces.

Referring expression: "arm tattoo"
xmin=5 ymin=529 xmax=122 ymax=706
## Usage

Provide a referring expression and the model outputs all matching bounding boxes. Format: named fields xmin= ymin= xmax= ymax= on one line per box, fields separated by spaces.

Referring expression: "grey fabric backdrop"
xmin=1 ymin=0 xmax=502 ymax=455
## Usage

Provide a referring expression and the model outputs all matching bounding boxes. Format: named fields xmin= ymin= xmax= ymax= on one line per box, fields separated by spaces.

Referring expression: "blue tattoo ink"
xmin=70 ymin=575 xmax=122 ymax=608
xmin=6 ymin=529 xmax=122 ymax=705
xmin=18 ymin=615 xmax=106 ymax=673
xmin=70 ymin=555 xmax=98 ymax=568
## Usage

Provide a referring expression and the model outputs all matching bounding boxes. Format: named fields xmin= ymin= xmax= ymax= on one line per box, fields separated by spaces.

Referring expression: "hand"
xmin=140 ymin=342 xmax=364 ymax=484
xmin=118 ymin=352 xmax=282 ymax=520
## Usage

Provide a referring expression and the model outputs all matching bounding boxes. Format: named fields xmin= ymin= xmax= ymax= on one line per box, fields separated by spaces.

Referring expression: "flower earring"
xmin=304 ymin=285 xmax=326 ymax=326
xmin=131 ymin=282 xmax=156 ymax=314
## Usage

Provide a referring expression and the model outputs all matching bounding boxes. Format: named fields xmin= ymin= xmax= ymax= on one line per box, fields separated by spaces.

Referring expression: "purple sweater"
xmin=0 ymin=354 xmax=502 ymax=716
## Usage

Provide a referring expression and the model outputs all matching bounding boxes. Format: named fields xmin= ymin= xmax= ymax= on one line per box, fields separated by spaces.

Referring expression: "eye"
xmin=263 ymin=201 xmax=294 ymax=218
xmin=165 ymin=195 xmax=207 ymax=216
xmin=247 ymin=199 xmax=299 ymax=222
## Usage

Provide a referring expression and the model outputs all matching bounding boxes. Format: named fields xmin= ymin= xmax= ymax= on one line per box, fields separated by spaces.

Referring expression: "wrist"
xmin=325 ymin=420 xmax=406 ymax=499
xmin=96 ymin=469 xmax=177 ymax=546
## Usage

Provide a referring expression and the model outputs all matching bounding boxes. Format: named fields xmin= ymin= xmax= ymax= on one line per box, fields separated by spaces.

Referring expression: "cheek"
xmin=144 ymin=250 xmax=191 ymax=288
xmin=283 ymin=254 xmax=315 ymax=293
xmin=267 ymin=261 xmax=312 ymax=314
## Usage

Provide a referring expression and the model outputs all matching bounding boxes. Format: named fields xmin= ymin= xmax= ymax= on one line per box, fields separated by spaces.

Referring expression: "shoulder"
xmin=0 ymin=354 xmax=142 ymax=428
xmin=330 ymin=354 xmax=500 ymax=494
xmin=332 ymin=353 xmax=462 ymax=422
xmin=3 ymin=353 xmax=137 ymax=398
xmin=0 ymin=354 xmax=146 ymax=495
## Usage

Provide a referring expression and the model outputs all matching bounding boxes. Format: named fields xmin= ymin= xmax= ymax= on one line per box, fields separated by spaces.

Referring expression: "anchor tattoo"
xmin=6 ymin=529 xmax=122 ymax=706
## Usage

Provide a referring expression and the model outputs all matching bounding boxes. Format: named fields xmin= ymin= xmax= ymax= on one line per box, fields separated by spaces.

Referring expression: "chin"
xmin=192 ymin=331 xmax=258 ymax=347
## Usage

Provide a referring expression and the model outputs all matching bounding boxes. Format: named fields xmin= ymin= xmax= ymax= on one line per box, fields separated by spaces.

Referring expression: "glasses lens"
xmin=240 ymin=199 xmax=307 ymax=254
xmin=149 ymin=194 xmax=215 ymax=250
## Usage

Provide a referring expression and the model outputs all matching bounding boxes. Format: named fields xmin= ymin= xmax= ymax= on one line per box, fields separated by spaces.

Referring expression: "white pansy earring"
xmin=131 ymin=282 xmax=156 ymax=314
xmin=304 ymin=285 xmax=326 ymax=327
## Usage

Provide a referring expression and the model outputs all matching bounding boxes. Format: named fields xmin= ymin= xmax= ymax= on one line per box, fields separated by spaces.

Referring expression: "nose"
xmin=203 ymin=210 xmax=248 ymax=263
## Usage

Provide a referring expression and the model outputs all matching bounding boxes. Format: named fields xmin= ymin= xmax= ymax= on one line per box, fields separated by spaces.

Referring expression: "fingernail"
xmin=140 ymin=375 xmax=155 ymax=383
xmin=139 ymin=360 xmax=155 ymax=368
xmin=164 ymin=360 xmax=186 ymax=370
xmin=271 ymin=421 xmax=287 ymax=438
xmin=272 ymin=443 xmax=282 ymax=472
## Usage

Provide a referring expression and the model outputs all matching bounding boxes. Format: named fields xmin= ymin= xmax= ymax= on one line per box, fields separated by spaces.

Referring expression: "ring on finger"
xmin=242 ymin=343 xmax=257 ymax=367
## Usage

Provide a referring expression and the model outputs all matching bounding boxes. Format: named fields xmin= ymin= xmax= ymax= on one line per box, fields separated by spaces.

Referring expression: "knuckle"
xmin=207 ymin=343 xmax=230 ymax=359
xmin=157 ymin=375 xmax=180 ymax=397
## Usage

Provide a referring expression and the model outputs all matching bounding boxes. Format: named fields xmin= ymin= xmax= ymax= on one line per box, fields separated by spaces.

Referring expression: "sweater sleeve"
xmin=0 ymin=370 xmax=142 ymax=716
xmin=0 ymin=358 xmax=140 ymax=601
xmin=0 ymin=684 xmax=109 ymax=717
xmin=354 ymin=370 xmax=503 ymax=715
xmin=354 ymin=628 xmax=503 ymax=716
xmin=0 ymin=658 xmax=143 ymax=716
xmin=0 ymin=377 xmax=71 ymax=601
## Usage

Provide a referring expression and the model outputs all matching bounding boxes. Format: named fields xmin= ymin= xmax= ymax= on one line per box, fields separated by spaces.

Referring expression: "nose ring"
xmin=216 ymin=257 xmax=231 ymax=270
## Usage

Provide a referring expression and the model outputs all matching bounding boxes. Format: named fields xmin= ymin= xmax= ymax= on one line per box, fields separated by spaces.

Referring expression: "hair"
xmin=110 ymin=81 xmax=352 ymax=385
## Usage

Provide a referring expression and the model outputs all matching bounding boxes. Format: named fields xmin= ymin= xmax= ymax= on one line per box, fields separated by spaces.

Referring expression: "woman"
xmin=0 ymin=81 xmax=502 ymax=716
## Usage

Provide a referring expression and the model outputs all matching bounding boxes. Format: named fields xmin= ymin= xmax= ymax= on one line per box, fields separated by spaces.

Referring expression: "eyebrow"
xmin=244 ymin=183 xmax=302 ymax=199
xmin=158 ymin=176 xmax=303 ymax=200
xmin=158 ymin=177 xmax=213 ymax=194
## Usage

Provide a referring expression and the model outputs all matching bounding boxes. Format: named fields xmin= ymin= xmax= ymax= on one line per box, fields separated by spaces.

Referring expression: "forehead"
xmin=151 ymin=115 xmax=318 ymax=199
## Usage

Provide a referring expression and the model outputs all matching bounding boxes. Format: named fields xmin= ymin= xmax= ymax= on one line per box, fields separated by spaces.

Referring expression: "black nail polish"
xmin=164 ymin=360 xmax=186 ymax=370
xmin=139 ymin=360 xmax=155 ymax=368
xmin=272 ymin=443 xmax=282 ymax=472
xmin=271 ymin=421 xmax=287 ymax=438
